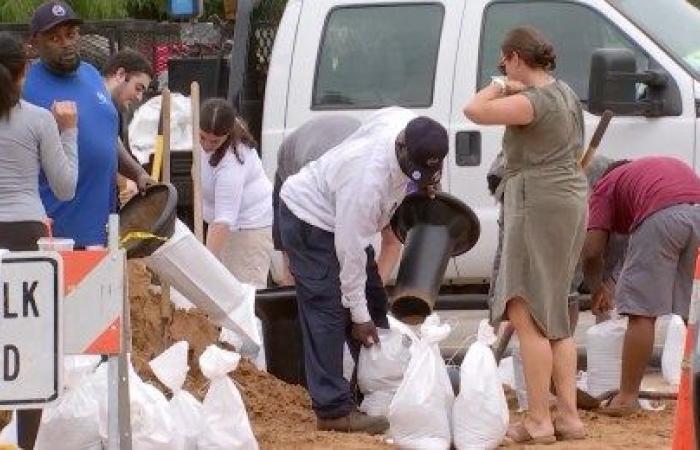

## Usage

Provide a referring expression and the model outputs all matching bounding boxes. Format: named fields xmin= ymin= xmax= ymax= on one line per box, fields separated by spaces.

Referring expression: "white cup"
xmin=37 ymin=237 xmax=75 ymax=251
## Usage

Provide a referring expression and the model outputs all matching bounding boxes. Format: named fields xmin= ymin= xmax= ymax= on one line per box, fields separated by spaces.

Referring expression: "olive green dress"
xmin=490 ymin=80 xmax=588 ymax=339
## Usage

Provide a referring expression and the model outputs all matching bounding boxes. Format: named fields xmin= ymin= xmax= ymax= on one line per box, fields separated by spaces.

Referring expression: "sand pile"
xmin=127 ymin=260 xmax=391 ymax=449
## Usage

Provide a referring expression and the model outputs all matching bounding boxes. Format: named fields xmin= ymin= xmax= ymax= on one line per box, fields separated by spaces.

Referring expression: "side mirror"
xmin=589 ymin=48 xmax=676 ymax=117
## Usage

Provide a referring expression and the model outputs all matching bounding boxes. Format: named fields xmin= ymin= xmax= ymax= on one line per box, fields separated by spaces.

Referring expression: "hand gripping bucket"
xmin=119 ymin=183 xmax=178 ymax=258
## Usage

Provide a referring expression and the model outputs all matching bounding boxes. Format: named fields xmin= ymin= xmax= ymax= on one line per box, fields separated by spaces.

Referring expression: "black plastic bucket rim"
xmin=119 ymin=183 xmax=178 ymax=259
xmin=390 ymin=191 xmax=480 ymax=257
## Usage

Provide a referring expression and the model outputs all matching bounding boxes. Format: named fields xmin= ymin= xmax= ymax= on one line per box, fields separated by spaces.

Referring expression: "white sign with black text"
xmin=0 ymin=252 xmax=62 ymax=408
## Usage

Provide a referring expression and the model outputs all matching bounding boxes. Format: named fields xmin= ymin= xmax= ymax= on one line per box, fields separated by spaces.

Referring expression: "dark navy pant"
xmin=279 ymin=202 xmax=389 ymax=419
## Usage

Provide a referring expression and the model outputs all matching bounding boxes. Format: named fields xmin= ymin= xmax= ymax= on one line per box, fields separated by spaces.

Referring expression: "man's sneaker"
xmin=317 ymin=409 xmax=389 ymax=435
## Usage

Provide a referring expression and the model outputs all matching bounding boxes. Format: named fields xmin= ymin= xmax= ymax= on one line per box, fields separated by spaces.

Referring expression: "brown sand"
xmin=128 ymin=260 xmax=390 ymax=449
xmin=0 ymin=260 xmax=676 ymax=448
xmin=123 ymin=260 xmax=675 ymax=450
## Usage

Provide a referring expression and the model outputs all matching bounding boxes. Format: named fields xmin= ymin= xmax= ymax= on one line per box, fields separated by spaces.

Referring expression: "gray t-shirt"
xmin=276 ymin=115 xmax=361 ymax=183
xmin=0 ymin=100 xmax=78 ymax=222
xmin=273 ymin=115 xmax=360 ymax=250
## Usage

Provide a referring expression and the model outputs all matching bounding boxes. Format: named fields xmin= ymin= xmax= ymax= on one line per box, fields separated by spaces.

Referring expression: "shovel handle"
xmin=580 ymin=109 xmax=613 ymax=170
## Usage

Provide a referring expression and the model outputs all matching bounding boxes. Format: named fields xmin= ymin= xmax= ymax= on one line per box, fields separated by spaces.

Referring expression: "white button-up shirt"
xmin=281 ymin=107 xmax=415 ymax=323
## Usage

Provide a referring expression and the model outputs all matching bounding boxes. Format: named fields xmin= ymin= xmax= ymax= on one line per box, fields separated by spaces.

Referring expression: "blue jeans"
xmin=279 ymin=201 xmax=389 ymax=419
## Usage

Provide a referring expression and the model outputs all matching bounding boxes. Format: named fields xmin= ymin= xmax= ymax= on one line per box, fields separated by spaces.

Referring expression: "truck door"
xmin=284 ymin=0 xmax=466 ymax=278
xmin=449 ymin=0 xmax=696 ymax=282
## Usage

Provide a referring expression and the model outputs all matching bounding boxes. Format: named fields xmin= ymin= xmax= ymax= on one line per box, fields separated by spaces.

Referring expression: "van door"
xmin=284 ymin=0 xmax=466 ymax=277
xmin=449 ymin=0 xmax=696 ymax=282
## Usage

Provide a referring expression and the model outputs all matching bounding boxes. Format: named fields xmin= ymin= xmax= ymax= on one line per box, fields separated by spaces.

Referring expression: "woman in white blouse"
xmin=199 ymin=98 xmax=273 ymax=288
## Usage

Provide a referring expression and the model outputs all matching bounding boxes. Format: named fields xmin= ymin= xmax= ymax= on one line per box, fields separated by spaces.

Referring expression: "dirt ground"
xmin=510 ymin=408 xmax=674 ymax=449
xmin=128 ymin=260 xmax=390 ymax=450
xmin=0 ymin=260 xmax=679 ymax=448
xmin=127 ymin=260 xmax=679 ymax=449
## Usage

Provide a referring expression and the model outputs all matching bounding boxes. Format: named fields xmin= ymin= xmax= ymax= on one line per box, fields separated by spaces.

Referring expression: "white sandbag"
xmin=146 ymin=220 xmax=260 ymax=354
xmin=128 ymin=94 xmax=193 ymax=164
xmin=586 ymin=316 xmax=627 ymax=397
xmin=35 ymin=356 xmax=102 ymax=450
xmin=220 ymin=318 xmax=266 ymax=371
xmin=497 ymin=357 xmax=515 ymax=389
xmin=453 ymin=320 xmax=508 ymax=450
xmin=197 ymin=346 xmax=258 ymax=450
xmin=95 ymin=359 xmax=182 ymax=450
xmin=149 ymin=342 xmax=204 ymax=450
xmin=129 ymin=363 xmax=183 ymax=450
xmin=388 ymin=315 xmax=454 ymax=450
xmin=343 ymin=343 xmax=355 ymax=382
xmin=662 ymin=314 xmax=686 ymax=387
xmin=358 ymin=328 xmax=411 ymax=417
xmin=512 ymin=348 xmax=528 ymax=411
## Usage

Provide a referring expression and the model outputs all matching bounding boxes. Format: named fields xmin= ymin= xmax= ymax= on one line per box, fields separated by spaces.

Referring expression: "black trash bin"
xmin=255 ymin=287 xmax=306 ymax=386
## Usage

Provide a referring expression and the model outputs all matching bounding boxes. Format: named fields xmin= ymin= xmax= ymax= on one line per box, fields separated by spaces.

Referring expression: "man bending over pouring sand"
xmin=582 ymin=156 xmax=700 ymax=416
xmin=278 ymin=107 xmax=447 ymax=433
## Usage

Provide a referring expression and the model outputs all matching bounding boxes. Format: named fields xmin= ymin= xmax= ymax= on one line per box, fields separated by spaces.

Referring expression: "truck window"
xmin=313 ymin=4 xmax=444 ymax=110
xmin=478 ymin=2 xmax=649 ymax=106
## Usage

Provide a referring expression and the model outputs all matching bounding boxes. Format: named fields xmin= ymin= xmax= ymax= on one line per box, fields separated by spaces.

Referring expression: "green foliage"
xmin=1 ymin=0 xmax=128 ymax=22
xmin=252 ymin=0 xmax=287 ymax=23
xmin=690 ymin=0 xmax=700 ymax=8
xmin=71 ymin=0 xmax=128 ymax=19
xmin=125 ymin=0 xmax=167 ymax=21
xmin=2 ymin=0 xmax=289 ymax=23
xmin=0 ymin=0 xmax=44 ymax=23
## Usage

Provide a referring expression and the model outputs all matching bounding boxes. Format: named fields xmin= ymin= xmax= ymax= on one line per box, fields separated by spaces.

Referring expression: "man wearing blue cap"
xmin=278 ymin=107 xmax=448 ymax=434
xmin=23 ymin=1 xmax=151 ymax=248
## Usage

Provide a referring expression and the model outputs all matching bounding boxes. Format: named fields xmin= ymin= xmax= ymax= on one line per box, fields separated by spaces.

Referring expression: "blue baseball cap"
xmin=403 ymin=116 xmax=448 ymax=185
xmin=31 ymin=1 xmax=83 ymax=35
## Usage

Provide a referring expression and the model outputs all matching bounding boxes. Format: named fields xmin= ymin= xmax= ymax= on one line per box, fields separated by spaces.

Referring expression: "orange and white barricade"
xmin=0 ymin=215 xmax=130 ymax=450
xmin=672 ymin=248 xmax=700 ymax=449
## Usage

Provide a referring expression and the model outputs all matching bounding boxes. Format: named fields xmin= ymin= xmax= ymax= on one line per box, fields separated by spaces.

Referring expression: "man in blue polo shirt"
xmin=23 ymin=1 xmax=150 ymax=247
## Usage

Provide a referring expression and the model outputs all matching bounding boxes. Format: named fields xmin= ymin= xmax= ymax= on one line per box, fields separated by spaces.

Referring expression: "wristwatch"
xmin=491 ymin=76 xmax=507 ymax=95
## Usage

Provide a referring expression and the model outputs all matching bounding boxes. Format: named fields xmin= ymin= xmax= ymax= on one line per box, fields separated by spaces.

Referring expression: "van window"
xmin=478 ymin=2 xmax=650 ymax=106
xmin=313 ymin=4 xmax=444 ymax=110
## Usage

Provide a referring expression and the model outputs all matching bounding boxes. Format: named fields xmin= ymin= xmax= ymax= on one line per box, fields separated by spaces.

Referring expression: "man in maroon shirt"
xmin=582 ymin=156 xmax=700 ymax=415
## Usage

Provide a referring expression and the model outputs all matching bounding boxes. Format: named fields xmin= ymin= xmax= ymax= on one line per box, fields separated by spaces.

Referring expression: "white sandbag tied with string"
xmin=586 ymin=314 xmax=627 ymax=397
xmin=357 ymin=328 xmax=411 ymax=417
xmin=453 ymin=320 xmax=508 ymax=449
xmin=150 ymin=341 xmax=205 ymax=450
xmin=388 ymin=315 xmax=454 ymax=450
xmin=197 ymin=345 xmax=258 ymax=450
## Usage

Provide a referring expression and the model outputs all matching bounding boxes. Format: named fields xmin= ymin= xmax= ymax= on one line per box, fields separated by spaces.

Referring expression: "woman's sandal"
xmin=597 ymin=398 xmax=641 ymax=418
xmin=505 ymin=422 xmax=557 ymax=446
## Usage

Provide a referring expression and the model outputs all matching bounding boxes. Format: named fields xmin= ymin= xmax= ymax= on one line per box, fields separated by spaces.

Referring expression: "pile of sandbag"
xmin=29 ymin=342 xmax=258 ymax=450
xmin=356 ymin=316 xmax=508 ymax=450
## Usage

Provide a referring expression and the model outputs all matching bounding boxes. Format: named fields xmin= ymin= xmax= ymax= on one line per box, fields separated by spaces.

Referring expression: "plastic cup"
xmin=37 ymin=237 xmax=75 ymax=251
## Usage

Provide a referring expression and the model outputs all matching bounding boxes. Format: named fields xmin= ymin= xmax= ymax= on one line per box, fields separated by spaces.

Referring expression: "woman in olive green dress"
xmin=464 ymin=26 xmax=588 ymax=444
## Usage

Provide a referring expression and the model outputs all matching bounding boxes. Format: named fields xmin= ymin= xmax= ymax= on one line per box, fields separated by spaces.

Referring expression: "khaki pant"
xmin=220 ymin=227 xmax=273 ymax=288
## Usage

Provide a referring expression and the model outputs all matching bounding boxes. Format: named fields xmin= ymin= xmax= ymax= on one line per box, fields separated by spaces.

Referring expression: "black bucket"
xmin=119 ymin=183 xmax=178 ymax=259
xmin=390 ymin=192 xmax=480 ymax=323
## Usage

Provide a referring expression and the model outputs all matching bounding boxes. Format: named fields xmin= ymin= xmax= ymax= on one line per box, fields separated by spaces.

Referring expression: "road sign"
xmin=0 ymin=252 xmax=62 ymax=408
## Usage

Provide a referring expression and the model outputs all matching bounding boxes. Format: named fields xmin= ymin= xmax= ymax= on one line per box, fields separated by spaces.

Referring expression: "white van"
xmin=260 ymin=0 xmax=700 ymax=285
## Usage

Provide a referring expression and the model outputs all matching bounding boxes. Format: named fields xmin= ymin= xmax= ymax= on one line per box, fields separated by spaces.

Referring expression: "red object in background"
xmin=154 ymin=43 xmax=189 ymax=76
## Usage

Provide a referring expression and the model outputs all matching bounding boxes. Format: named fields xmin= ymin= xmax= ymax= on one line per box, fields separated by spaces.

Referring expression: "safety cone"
xmin=671 ymin=249 xmax=700 ymax=449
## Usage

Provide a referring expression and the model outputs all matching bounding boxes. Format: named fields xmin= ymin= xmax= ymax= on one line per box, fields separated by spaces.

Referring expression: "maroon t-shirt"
xmin=588 ymin=156 xmax=700 ymax=234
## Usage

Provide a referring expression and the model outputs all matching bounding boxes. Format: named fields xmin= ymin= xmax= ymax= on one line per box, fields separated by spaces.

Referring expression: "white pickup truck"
xmin=257 ymin=0 xmax=700 ymax=286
